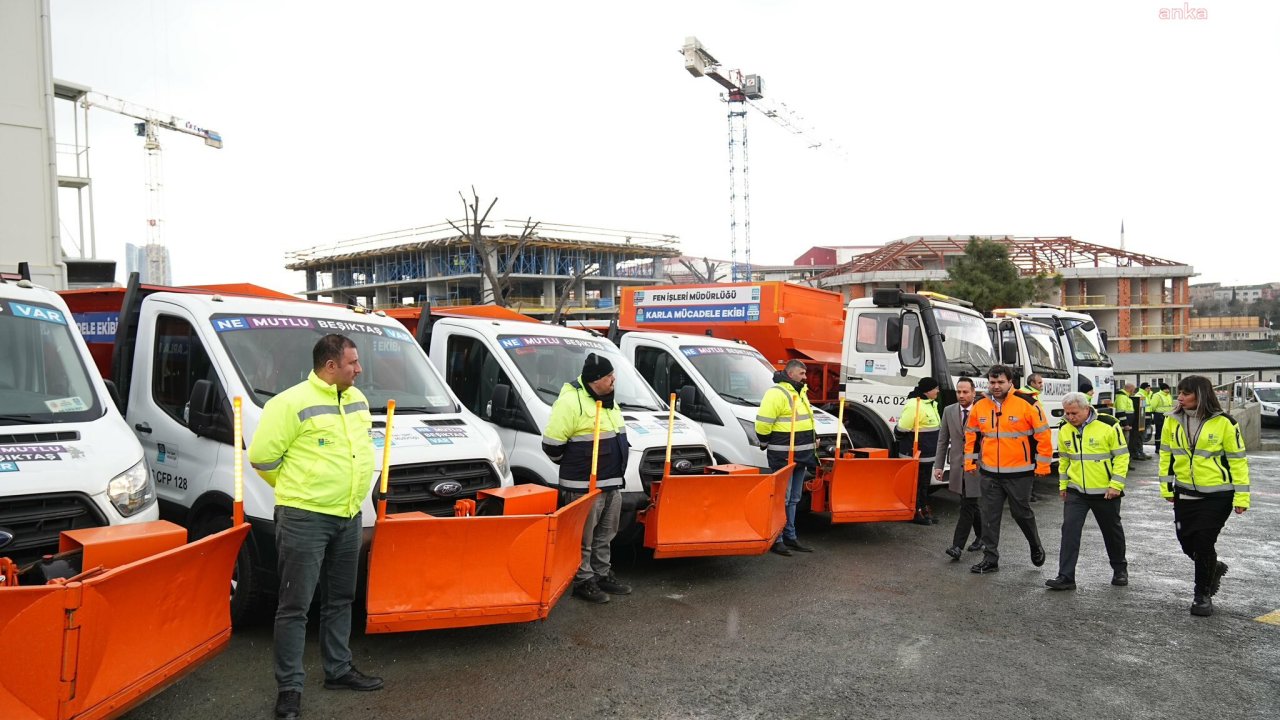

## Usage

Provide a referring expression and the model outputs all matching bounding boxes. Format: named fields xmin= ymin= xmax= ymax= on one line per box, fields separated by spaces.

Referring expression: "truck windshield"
xmin=1063 ymin=319 xmax=1111 ymax=367
xmin=211 ymin=314 xmax=456 ymax=412
xmin=1254 ymin=387 xmax=1280 ymax=403
xmin=498 ymin=334 xmax=664 ymax=411
xmin=934 ymin=308 xmax=995 ymax=376
xmin=1023 ymin=322 xmax=1070 ymax=378
xmin=680 ymin=345 xmax=777 ymax=406
xmin=0 ymin=299 xmax=102 ymax=424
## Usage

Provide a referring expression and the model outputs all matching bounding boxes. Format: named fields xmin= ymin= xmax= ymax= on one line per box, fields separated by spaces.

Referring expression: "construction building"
xmin=286 ymin=220 xmax=681 ymax=317
xmin=1189 ymin=316 xmax=1278 ymax=352
xmin=815 ymin=236 xmax=1196 ymax=353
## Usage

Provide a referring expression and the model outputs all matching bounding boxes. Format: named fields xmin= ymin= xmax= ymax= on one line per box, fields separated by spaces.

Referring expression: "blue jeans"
xmin=769 ymin=458 xmax=809 ymax=542
xmin=274 ymin=506 xmax=361 ymax=693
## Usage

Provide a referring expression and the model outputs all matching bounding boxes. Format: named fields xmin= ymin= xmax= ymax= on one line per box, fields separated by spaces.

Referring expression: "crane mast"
xmin=683 ymin=36 xmax=841 ymax=281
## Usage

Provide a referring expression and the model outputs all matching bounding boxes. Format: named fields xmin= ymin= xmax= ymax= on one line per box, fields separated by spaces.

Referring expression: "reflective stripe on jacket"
xmin=896 ymin=396 xmax=940 ymax=459
xmin=754 ymin=380 xmax=816 ymax=456
xmin=541 ymin=378 xmax=628 ymax=491
xmin=248 ymin=371 xmax=375 ymax=519
xmin=1058 ymin=411 xmax=1128 ymax=494
xmin=1113 ymin=390 xmax=1135 ymax=425
xmin=1149 ymin=390 xmax=1173 ymax=414
xmin=1159 ymin=410 xmax=1250 ymax=508
xmin=962 ymin=393 xmax=1052 ymax=478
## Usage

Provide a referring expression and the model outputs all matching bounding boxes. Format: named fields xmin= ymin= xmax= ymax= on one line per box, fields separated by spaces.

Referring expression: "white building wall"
xmin=0 ymin=0 xmax=63 ymax=288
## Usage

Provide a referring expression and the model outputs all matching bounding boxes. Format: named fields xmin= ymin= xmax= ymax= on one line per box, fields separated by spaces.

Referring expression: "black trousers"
xmin=1173 ymin=494 xmax=1234 ymax=593
xmin=979 ymin=474 xmax=1041 ymax=563
xmin=951 ymin=496 xmax=982 ymax=549
xmin=915 ymin=461 xmax=933 ymax=512
xmin=1057 ymin=491 xmax=1126 ymax=581
xmin=1127 ymin=425 xmax=1145 ymax=458
xmin=1151 ymin=414 xmax=1165 ymax=454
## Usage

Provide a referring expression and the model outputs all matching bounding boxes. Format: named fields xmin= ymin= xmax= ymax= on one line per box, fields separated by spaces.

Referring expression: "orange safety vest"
xmin=962 ymin=393 xmax=1053 ymax=478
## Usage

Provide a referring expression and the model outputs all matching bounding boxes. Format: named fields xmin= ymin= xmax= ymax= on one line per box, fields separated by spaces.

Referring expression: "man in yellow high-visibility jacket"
xmin=249 ymin=334 xmax=382 ymax=720
xmin=1044 ymin=392 xmax=1129 ymax=591
xmin=755 ymin=360 xmax=817 ymax=556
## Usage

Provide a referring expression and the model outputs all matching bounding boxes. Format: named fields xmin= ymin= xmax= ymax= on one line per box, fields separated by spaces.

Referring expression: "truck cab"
xmin=987 ymin=311 xmax=1072 ymax=425
xmin=841 ymin=289 xmax=995 ymax=448
xmin=617 ymin=331 xmax=848 ymax=466
xmin=1000 ymin=306 xmax=1114 ymax=404
xmin=421 ymin=316 xmax=714 ymax=538
xmin=62 ymin=279 xmax=511 ymax=622
xmin=0 ymin=275 xmax=156 ymax=568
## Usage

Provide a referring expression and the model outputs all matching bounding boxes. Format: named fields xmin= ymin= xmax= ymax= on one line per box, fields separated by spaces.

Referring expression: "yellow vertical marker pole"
xmin=788 ymin=396 xmax=798 ymax=465
xmin=590 ymin=400 xmax=603 ymax=493
xmin=835 ymin=392 xmax=846 ymax=457
xmin=233 ymin=396 xmax=244 ymax=526
xmin=664 ymin=393 xmax=676 ymax=477
xmin=912 ymin=397 xmax=923 ymax=458
xmin=376 ymin=399 xmax=397 ymax=521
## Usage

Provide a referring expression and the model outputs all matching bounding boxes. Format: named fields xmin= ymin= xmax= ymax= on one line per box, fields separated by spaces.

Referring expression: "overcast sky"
xmin=49 ymin=0 xmax=1278 ymax=292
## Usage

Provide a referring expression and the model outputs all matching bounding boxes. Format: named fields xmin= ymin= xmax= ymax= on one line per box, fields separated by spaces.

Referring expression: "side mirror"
xmin=677 ymin=385 xmax=697 ymax=413
xmin=486 ymin=383 xmax=512 ymax=423
xmin=188 ymin=380 xmax=232 ymax=444
xmin=103 ymin=379 xmax=124 ymax=414
xmin=886 ymin=315 xmax=903 ymax=353
xmin=1001 ymin=338 xmax=1020 ymax=366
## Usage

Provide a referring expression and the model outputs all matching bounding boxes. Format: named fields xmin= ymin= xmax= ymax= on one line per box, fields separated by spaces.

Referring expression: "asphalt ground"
xmin=126 ymin=432 xmax=1279 ymax=720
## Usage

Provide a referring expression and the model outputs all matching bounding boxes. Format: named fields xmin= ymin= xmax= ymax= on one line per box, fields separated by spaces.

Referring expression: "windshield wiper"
xmin=374 ymin=405 xmax=447 ymax=414
xmin=253 ymin=388 xmax=278 ymax=398
xmin=535 ymin=386 xmax=561 ymax=399
xmin=949 ymin=358 xmax=981 ymax=374
xmin=618 ymin=402 xmax=660 ymax=411
xmin=718 ymin=392 xmax=754 ymax=405
xmin=0 ymin=414 xmax=38 ymax=424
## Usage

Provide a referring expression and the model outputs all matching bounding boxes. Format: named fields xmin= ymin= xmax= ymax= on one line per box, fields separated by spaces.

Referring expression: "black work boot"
xmin=1210 ymin=561 xmax=1228 ymax=596
xmin=597 ymin=573 xmax=632 ymax=595
xmin=1190 ymin=590 xmax=1214 ymax=617
xmin=1045 ymin=576 xmax=1076 ymax=591
xmin=275 ymin=690 xmax=301 ymax=720
xmin=324 ymin=667 xmax=383 ymax=691
xmin=573 ymin=579 xmax=610 ymax=604
xmin=784 ymin=537 xmax=814 ymax=553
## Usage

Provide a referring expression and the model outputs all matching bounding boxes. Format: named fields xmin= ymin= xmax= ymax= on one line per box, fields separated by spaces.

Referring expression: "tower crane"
xmin=682 ymin=36 xmax=842 ymax=282
xmin=80 ymin=91 xmax=222 ymax=284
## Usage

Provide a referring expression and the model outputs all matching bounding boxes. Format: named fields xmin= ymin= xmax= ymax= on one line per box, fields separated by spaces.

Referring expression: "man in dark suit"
xmin=934 ymin=376 xmax=983 ymax=560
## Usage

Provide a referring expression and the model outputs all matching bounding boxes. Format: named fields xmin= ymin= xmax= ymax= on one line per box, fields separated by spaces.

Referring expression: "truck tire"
xmin=193 ymin=512 xmax=262 ymax=627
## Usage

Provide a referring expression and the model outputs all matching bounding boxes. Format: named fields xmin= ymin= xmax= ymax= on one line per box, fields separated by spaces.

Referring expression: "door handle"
xmin=134 ymin=422 xmax=152 ymax=434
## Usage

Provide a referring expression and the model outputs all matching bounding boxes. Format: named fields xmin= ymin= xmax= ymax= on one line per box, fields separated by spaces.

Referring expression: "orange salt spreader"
xmin=0 ymin=399 xmax=251 ymax=720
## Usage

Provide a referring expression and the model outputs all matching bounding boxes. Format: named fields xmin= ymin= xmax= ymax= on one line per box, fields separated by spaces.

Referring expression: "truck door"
xmin=128 ymin=306 xmax=226 ymax=519
xmin=441 ymin=331 xmax=519 ymax=464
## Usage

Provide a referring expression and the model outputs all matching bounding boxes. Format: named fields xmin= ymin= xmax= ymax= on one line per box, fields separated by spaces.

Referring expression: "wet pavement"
xmin=126 ymin=434 xmax=1279 ymax=720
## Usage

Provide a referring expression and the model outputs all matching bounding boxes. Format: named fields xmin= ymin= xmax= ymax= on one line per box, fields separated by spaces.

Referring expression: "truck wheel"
xmin=194 ymin=512 xmax=261 ymax=627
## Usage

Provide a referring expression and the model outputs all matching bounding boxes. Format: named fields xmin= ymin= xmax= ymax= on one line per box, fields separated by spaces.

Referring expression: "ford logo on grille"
xmin=432 ymin=480 xmax=464 ymax=497
xmin=0 ymin=528 xmax=14 ymax=550
xmin=674 ymin=459 xmax=694 ymax=472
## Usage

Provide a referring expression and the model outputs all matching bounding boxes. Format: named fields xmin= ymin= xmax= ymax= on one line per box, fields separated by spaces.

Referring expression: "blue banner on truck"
xmin=73 ymin=312 xmax=120 ymax=343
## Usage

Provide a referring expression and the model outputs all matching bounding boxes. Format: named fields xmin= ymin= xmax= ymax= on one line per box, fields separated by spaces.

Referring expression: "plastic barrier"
xmin=807 ymin=451 xmax=919 ymax=523
xmin=364 ymin=487 xmax=598 ymax=634
xmin=0 ymin=521 xmax=249 ymax=720
xmin=640 ymin=462 xmax=793 ymax=559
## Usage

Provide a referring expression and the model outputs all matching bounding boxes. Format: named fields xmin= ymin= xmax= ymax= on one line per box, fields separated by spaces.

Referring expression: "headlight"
xmin=493 ymin=446 xmax=510 ymax=479
xmin=738 ymin=417 xmax=760 ymax=446
xmin=107 ymin=459 xmax=156 ymax=517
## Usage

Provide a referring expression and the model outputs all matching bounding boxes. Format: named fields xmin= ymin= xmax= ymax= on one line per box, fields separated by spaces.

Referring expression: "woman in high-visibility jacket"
xmin=1159 ymin=375 xmax=1250 ymax=618
xmin=897 ymin=376 xmax=942 ymax=525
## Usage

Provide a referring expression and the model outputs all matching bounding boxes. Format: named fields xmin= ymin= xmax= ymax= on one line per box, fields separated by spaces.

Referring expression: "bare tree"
xmin=447 ymin=187 xmax=539 ymax=306
xmin=550 ymin=260 xmax=598 ymax=325
xmin=667 ymin=257 xmax=725 ymax=284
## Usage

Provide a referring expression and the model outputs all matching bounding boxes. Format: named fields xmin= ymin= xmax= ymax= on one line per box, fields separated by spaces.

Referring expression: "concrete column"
xmin=375 ymin=285 xmax=390 ymax=308
xmin=543 ymin=278 xmax=556 ymax=305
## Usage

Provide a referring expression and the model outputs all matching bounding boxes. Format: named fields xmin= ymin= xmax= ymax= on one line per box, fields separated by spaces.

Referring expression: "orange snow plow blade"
xmin=365 ymin=487 xmax=599 ymax=634
xmin=808 ymin=452 xmax=918 ymax=523
xmin=641 ymin=463 xmax=792 ymax=559
xmin=0 ymin=521 xmax=249 ymax=720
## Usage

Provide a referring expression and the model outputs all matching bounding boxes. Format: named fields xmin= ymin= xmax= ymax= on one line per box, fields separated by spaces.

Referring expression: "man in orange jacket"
xmin=964 ymin=364 xmax=1053 ymax=574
